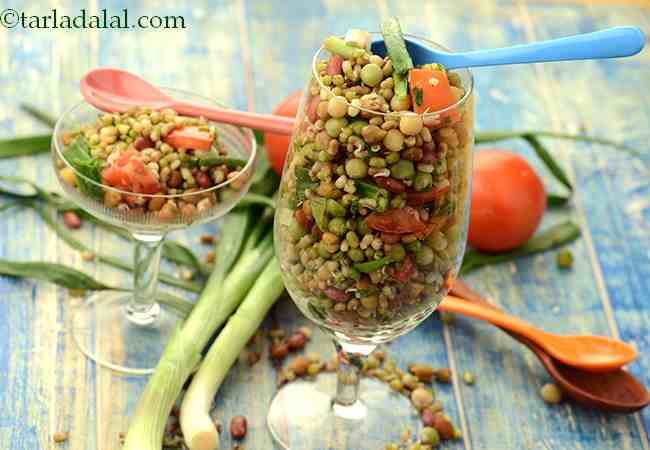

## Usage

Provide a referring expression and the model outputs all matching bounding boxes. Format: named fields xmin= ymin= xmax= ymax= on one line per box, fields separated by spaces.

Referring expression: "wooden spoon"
xmin=439 ymin=295 xmax=636 ymax=371
xmin=450 ymin=280 xmax=650 ymax=413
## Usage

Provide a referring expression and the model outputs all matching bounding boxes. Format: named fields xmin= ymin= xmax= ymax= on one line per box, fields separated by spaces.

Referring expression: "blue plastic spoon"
xmin=371 ymin=26 xmax=645 ymax=68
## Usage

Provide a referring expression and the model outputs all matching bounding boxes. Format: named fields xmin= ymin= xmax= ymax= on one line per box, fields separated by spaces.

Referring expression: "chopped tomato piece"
xmin=164 ymin=126 xmax=214 ymax=150
xmin=375 ymin=176 xmax=405 ymax=194
xmin=409 ymin=69 xmax=455 ymax=114
xmin=365 ymin=207 xmax=427 ymax=234
xmin=391 ymin=255 xmax=416 ymax=283
xmin=324 ymin=287 xmax=351 ymax=302
xmin=406 ymin=184 xmax=450 ymax=206
xmin=416 ymin=215 xmax=448 ymax=239
xmin=380 ymin=232 xmax=402 ymax=244
xmin=444 ymin=269 xmax=455 ymax=291
xmin=102 ymin=149 xmax=160 ymax=194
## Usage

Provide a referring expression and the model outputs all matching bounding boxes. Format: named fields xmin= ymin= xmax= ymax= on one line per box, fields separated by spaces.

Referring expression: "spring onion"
xmin=123 ymin=208 xmax=274 ymax=450
xmin=180 ymin=259 xmax=284 ymax=450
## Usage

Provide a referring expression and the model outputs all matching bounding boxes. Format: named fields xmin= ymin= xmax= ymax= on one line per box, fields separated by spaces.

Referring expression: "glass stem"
xmin=125 ymin=232 xmax=165 ymax=326
xmin=332 ymin=339 xmax=377 ymax=420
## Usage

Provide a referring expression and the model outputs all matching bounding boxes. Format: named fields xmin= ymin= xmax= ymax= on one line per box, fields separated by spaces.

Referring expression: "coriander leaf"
xmin=310 ymin=196 xmax=328 ymax=231
xmin=413 ymin=87 xmax=423 ymax=106
xmin=295 ymin=167 xmax=318 ymax=203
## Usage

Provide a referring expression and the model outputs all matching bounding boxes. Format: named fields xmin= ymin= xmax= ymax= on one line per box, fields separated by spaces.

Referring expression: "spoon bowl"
xmin=450 ymin=280 xmax=650 ymax=413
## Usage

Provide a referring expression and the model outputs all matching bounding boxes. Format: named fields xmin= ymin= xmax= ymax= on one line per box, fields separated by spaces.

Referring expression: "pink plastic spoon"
xmin=80 ymin=68 xmax=296 ymax=135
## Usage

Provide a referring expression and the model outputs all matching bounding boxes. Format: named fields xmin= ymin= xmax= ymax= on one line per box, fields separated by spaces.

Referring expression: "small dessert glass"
xmin=52 ymin=89 xmax=257 ymax=374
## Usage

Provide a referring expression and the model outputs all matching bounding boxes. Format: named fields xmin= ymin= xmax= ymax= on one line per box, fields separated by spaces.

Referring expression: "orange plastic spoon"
xmin=80 ymin=68 xmax=296 ymax=135
xmin=439 ymin=295 xmax=637 ymax=372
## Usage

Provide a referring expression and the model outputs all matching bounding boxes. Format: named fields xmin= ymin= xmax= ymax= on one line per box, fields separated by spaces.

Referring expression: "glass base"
xmin=71 ymin=291 xmax=182 ymax=375
xmin=268 ymin=373 xmax=422 ymax=449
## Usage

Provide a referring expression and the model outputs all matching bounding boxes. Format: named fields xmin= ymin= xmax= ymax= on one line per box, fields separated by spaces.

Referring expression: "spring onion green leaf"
xmin=0 ymin=135 xmax=52 ymax=159
xmin=0 ymin=259 xmax=113 ymax=290
xmin=323 ymin=36 xmax=365 ymax=59
xmin=23 ymin=201 xmax=202 ymax=293
xmin=0 ymin=176 xmax=206 ymax=274
xmin=523 ymin=134 xmax=574 ymax=192
xmin=354 ymin=257 xmax=392 ymax=273
xmin=547 ymin=194 xmax=570 ymax=207
xmin=460 ymin=221 xmax=580 ymax=274
xmin=236 ymin=193 xmax=276 ymax=210
xmin=381 ymin=17 xmax=413 ymax=75
xmin=0 ymin=258 xmax=193 ymax=315
xmin=185 ymin=153 xmax=247 ymax=170
xmin=393 ymin=70 xmax=408 ymax=100
xmin=20 ymin=103 xmax=57 ymax=128
xmin=475 ymin=130 xmax=642 ymax=157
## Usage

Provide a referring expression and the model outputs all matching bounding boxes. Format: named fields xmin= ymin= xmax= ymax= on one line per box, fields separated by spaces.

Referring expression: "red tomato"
xmin=102 ymin=149 xmax=160 ymax=194
xmin=391 ymin=255 xmax=416 ymax=283
xmin=264 ymin=91 xmax=302 ymax=175
xmin=365 ymin=207 xmax=427 ymax=234
xmin=468 ymin=149 xmax=546 ymax=252
xmin=406 ymin=185 xmax=450 ymax=206
xmin=164 ymin=126 xmax=214 ymax=150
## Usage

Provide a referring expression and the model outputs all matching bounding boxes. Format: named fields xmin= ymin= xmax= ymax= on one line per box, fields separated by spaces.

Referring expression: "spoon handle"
xmin=172 ymin=100 xmax=296 ymax=136
xmin=440 ymin=26 xmax=645 ymax=69
xmin=440 ymin=295 xmax=543 ymax=340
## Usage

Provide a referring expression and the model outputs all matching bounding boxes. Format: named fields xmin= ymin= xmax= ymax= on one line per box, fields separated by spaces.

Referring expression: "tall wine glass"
xmin=52 ymin=89 xmax=257 ymax=374
xmin=269 ymin=34 xmax=474 ymax=448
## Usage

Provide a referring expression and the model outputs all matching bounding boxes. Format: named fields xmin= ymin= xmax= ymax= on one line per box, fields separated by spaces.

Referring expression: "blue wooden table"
xmin=1 ymin=0 xmax=649 ymax=449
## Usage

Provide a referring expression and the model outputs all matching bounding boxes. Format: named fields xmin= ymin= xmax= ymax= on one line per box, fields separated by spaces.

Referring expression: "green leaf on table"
xmin=163 ymin=240 xmax=202 ymax=273
xmin=236 ymin=193 xmax=276 ymax=210
xmin=523 ymin=134 xmax=573 ymax=192
xmin=20 ymin=103 xmax=57 ymax=128
xmin=23 ymin=202 xmax=202 ymax=293
xmin=0 ymin=257 xmax=194 ymax=314
xmin=62 ymin=137 xmax=104 ymax=201
xmin=547 ymin=194 xmax=570 ymax=207
xmin=475 ymin=130 xmax=642 ymax=158
xmin=460 ymin=221 xmax=581 ymax=275
xmin=0 ymin=175 xmax=76 ymax=210
xmin=0 ymin=177 xmax=206 ymax=274
xmin=0 ymin=259 xmax=113 ymax=290
xmin=250 ymin=146 xmax=281 ymax=196
xmin=253 ymin=130 xmax=264 ymax=146
xmin=0 ymin=135 xmax=52 ymax=159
